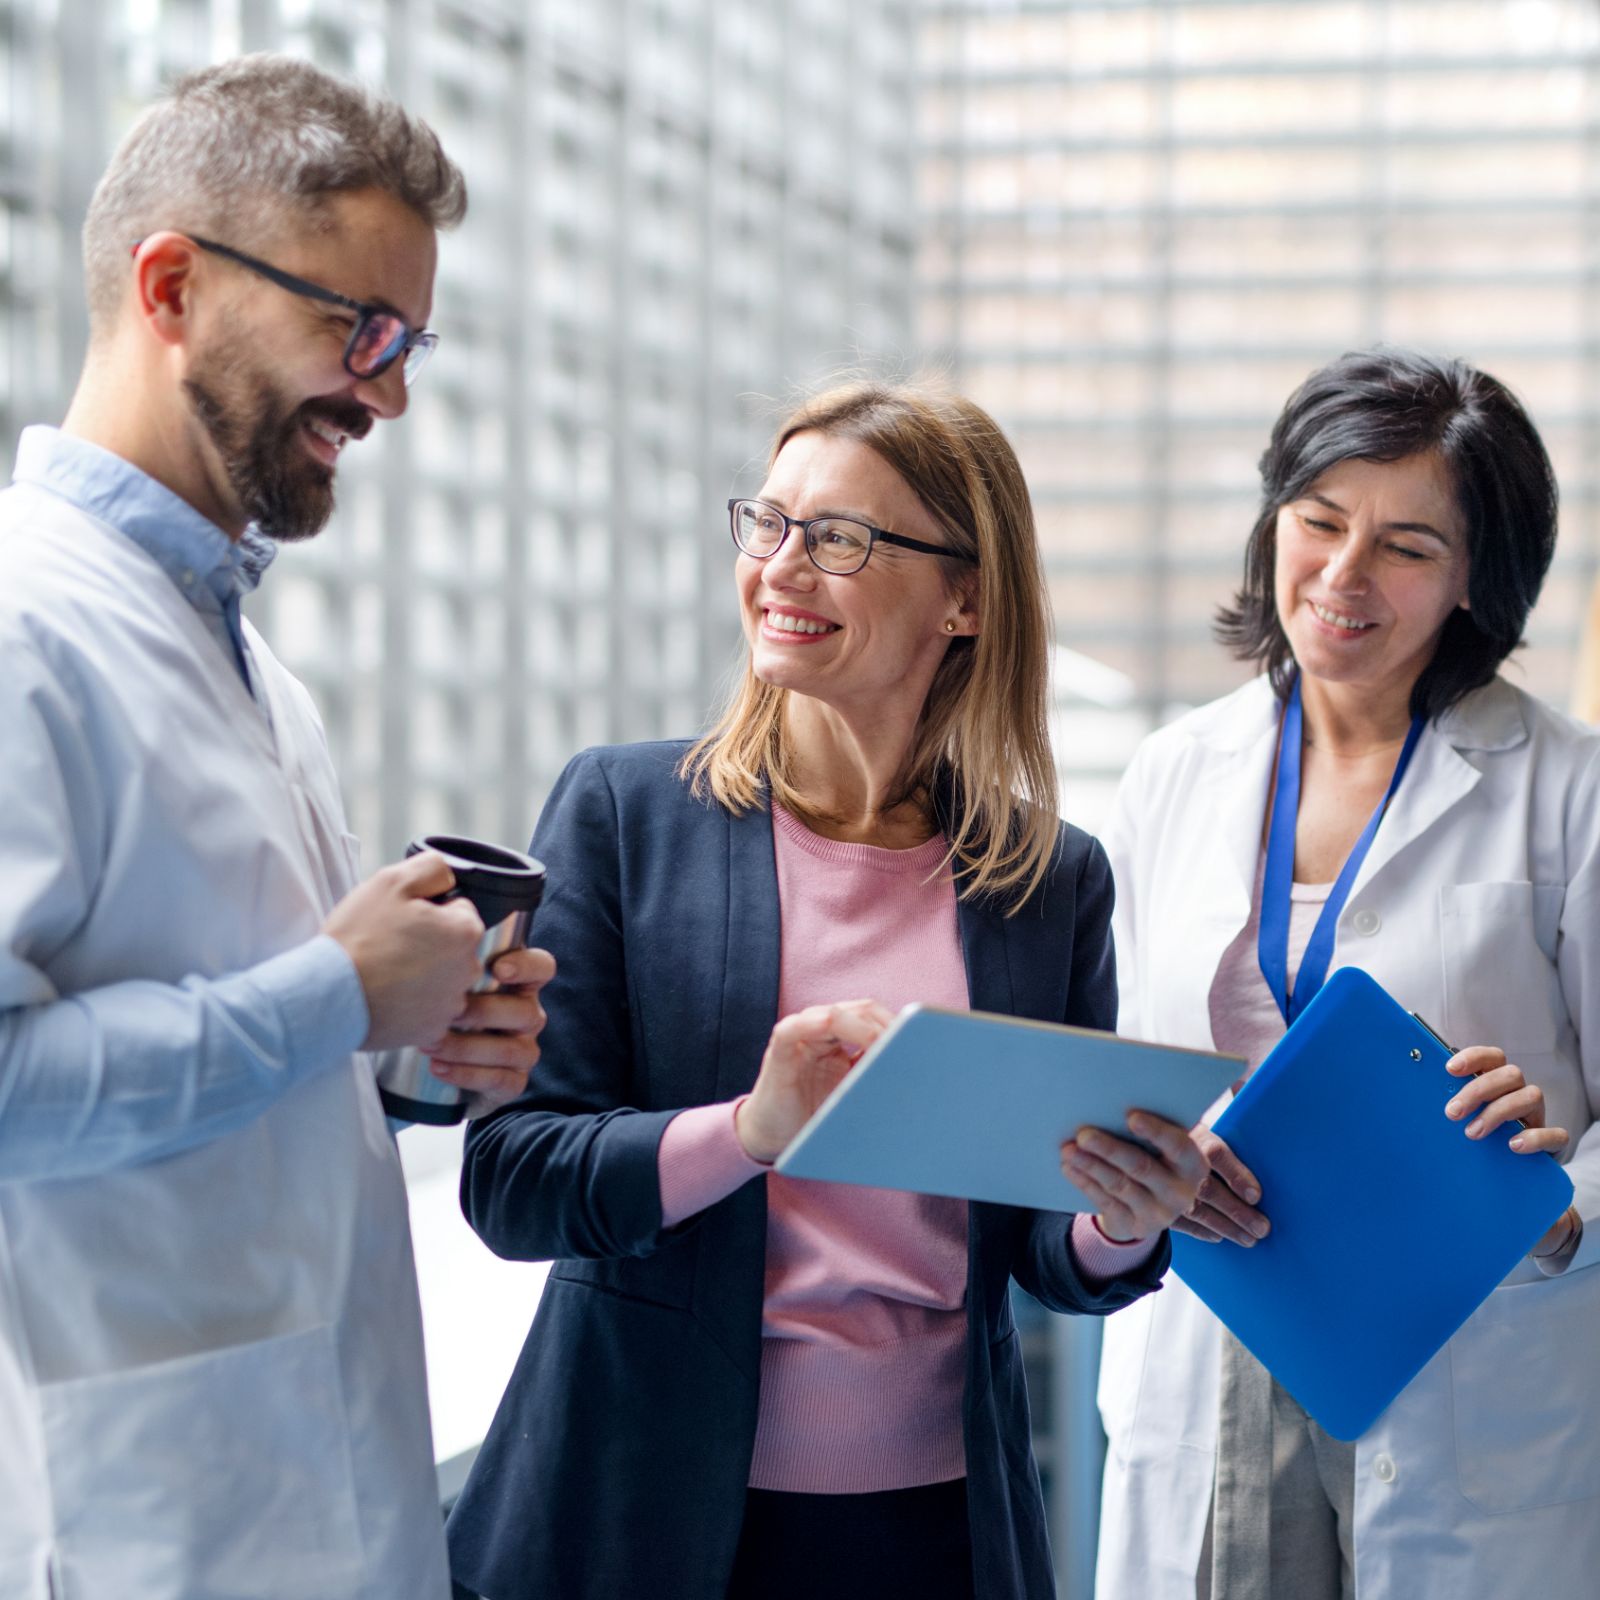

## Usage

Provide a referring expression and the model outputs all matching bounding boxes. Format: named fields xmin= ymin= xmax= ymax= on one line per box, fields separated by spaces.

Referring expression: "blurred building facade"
xmin=0 ymin=0 xmax=918 ymax=864
xmin=922 ymin=0 xmax=1600 ymax=824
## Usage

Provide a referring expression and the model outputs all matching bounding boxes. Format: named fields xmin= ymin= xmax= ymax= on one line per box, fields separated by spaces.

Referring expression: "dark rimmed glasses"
xmin=137 ymin=235 xmax=439 ymax=384
xmin=728 ymin=497 xmax=978 ymax=576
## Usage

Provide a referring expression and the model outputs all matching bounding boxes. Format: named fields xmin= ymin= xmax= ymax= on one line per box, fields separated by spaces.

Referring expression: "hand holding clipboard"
xmin=1170 ymin=968 xmax=1576 ymax=1440
xmin=1176 ymin=1015 xmax=1573 ymax=1257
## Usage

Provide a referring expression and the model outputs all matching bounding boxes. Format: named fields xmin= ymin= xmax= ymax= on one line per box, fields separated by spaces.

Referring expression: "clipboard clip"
xmin=1410 ymin=1010 xmax=1528 ymax=1132
xmin=1409 ymin=1011 xmax=1456 ymax=1055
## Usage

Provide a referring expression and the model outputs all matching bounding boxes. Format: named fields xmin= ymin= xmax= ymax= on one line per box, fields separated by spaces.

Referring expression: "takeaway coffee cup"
xmin=374 ymin=834 xmax=547 ymax=1126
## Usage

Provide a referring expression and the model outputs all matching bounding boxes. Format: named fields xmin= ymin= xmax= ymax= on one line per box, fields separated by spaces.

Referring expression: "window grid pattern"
xmin=0 ymin=0 xmax=917 ymax=866
xmin=920 ymin=0 xmax=1600 ymax=820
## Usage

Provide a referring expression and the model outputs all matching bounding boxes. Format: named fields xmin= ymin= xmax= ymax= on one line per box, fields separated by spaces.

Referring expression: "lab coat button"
xmin=1353 ymin=909 xmax=1381 ymax=936
xmin=1374 ymin=1452 xmax=1397 ymax=1483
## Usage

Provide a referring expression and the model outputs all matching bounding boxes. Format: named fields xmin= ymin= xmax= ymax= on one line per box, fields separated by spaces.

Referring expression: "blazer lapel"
xmin=956 ymin=892 xmax=1016 ymax=1018
xmin=714 ymin=799 xmax=782 ymax=1101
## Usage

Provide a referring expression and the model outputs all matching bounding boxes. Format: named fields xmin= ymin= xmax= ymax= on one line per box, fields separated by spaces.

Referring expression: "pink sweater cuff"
xmin=658 ymin=1098 xmax=770 ymax=1229
xmin=1070 ymin=1212 xmax=1159 ymax=1282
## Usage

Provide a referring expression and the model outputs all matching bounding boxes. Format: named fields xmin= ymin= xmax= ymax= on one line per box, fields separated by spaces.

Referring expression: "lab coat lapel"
xmin=1344 ymin=683 xmax=1526 ymax=901
xmin=1344 ymin=726 xmax=1480 ymax=899
xmin=1121 ymin=681 xmax=1281 ymax=1052
xmin=1201 ymin=721 xmax=1280 ymax=922
xmin=1188 ymin=680 xmax=1282 ymax=943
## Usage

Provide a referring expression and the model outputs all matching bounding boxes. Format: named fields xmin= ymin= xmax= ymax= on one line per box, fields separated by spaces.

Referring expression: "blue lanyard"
xmin=1258 ymin=676 xmax=1425 ymax=1024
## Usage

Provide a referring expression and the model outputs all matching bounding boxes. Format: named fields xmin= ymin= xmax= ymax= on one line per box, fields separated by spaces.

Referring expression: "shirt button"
xmin=1353 ymin=909 xmax=1381 ymax=936
xmin=1374 ymin=1452 xmax=1397 ymax=1483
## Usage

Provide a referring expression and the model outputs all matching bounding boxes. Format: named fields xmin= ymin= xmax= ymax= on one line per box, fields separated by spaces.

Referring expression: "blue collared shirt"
xmin=0 ymin=426 xmax=371 ymax=1180
xmin=11 ymin=425 xmax=275 ymax=693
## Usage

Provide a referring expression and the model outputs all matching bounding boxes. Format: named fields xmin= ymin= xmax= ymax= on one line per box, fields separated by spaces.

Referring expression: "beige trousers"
xmin=1196 ymin=1330 xmax=1357 ymax=1600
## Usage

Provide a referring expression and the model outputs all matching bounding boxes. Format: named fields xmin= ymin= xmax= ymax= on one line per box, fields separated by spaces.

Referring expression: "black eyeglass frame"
xmin=728 ymin=497 xmax=979 ymax=576
xmin=134 ymin=234 xmax=438 ymax=384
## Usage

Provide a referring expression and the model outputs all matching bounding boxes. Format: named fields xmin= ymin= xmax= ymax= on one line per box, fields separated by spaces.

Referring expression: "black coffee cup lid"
xmin=407 ymin=834 xmax=545 ymax=924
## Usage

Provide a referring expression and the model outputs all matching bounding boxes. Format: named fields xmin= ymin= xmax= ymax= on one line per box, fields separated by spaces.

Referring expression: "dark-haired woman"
xmin=1094 ymin=348 xmax=1600 ymax=1600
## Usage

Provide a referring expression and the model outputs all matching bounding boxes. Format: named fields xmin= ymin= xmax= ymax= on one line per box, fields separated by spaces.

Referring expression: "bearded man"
xmin=0 ymin=55 xmax=552 ymax=1600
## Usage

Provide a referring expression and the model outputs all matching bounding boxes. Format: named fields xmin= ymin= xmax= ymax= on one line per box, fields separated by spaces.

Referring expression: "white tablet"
xmin=774 ymin=1004 xmax=1242 ymax=1212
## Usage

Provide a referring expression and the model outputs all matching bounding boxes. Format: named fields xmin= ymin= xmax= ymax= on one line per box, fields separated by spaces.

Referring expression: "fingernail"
xmin=1466 ymin=1118 xmax=1484 ymax=1138
xmin=1511 ymin=1134 xmax=1527 ymax=1151
xmin=1445 ymin=1099 xmax=1462 ymax=1118
xmin=430 ymin=1063 xmax=452 ymax=1079
xmin=495 ymin=959 xmax=517 ymax=981
xmin=1243 ymin=1186 xmax=1260 ymax=1204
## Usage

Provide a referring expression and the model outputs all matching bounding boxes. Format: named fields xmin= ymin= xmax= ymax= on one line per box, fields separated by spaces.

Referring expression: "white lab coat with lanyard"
xmin=1095 ymin=673 xmax=1600 ymax=1600
xmin=0 ymin=488 xmax=447 ymax=1597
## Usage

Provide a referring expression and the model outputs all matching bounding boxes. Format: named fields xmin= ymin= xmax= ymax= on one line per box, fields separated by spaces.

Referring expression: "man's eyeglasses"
xmin=728 ymin=498 xmax=978 ymax=576
xmin=135 ymin=235 xmax=438 ymax=385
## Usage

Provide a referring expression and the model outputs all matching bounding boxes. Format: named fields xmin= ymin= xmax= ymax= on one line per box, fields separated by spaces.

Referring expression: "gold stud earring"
xmin=945 ymin=619 xmax=957 ymax=634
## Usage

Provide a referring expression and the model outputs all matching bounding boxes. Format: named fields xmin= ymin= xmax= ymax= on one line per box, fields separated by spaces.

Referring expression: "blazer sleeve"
xmin=459 ymin=750 xmax=679 ymax=1262
xmin=1006 ymin=833 xmax=1172 ymax=1313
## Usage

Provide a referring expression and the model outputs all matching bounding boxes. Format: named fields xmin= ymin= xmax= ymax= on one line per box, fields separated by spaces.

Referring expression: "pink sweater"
xmin=657 ymin=803 xmax=1153 ymax=1493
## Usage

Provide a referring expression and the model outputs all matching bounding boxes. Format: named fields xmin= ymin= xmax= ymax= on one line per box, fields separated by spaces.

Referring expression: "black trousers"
xmin=726 ymin=1477 xmax=975 ymax=1600
xmin=451 ymin=1478 xmax=977 ymax=1600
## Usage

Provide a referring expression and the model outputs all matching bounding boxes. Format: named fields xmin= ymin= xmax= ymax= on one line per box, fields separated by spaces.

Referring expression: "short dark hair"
xmin=1214 ymin=347 xmax=1558 ymax=721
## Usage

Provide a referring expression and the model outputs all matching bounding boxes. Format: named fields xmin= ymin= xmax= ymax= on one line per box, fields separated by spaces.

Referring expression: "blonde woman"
xmin=445 ymin=382 xmax=1208 ymax=1600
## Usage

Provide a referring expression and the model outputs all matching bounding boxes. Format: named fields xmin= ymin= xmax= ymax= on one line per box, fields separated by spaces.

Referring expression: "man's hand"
xmin=323 ymin=853 xmax=485 ymax=1051
xmin=426 ymin=945 xmax=557 ymax=1116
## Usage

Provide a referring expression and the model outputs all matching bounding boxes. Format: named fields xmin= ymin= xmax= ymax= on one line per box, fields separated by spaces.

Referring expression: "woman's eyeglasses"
xmin=729 ymin=498 xmax=977 ymax=576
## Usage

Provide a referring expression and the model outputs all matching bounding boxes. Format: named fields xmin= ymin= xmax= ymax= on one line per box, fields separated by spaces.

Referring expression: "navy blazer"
xmin=446 ymin=742 xmax=1169 ymax=1600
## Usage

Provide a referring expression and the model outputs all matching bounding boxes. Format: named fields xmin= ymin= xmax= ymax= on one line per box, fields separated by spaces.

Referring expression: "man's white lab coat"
xmin=0 ymin=478 xmax=448 ymax=1597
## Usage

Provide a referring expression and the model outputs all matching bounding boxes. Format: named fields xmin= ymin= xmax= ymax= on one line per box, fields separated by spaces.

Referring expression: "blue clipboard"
xmin=1171 ymin=966 xmax=1574 ymax=1440
xmin=775 ymin=1004 xmax=1242 ymax=1213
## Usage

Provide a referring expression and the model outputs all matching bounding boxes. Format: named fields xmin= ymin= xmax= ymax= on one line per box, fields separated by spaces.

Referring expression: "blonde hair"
xmin=682 ymin=380 xmax=1060 ymax=914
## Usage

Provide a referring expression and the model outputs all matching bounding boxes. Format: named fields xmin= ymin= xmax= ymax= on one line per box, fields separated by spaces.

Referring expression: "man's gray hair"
xmin=83 ymin=53 xmax=467 ymax=334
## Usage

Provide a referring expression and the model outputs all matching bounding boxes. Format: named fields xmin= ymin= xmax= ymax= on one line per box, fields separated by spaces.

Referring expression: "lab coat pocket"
xmin=1439 ymin=881 xmax=1564 ymax=1053
xmin=39 ymin=1324 xmax=366 ymax=1599
xmin=1451 ymin=1266 xmax=1600 ymax=1514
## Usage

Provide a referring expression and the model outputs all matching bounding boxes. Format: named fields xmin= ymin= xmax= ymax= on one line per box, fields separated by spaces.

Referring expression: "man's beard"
xmin=184 ymin=347 xmax=370 ymax=542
